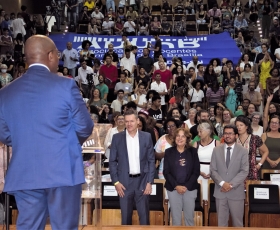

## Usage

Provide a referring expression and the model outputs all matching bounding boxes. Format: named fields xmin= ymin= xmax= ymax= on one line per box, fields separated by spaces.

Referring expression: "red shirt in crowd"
xmin=99 ymin=64 xmax=118 ymax=89
xmin=153 ymin=69 xmax=173 ymax=89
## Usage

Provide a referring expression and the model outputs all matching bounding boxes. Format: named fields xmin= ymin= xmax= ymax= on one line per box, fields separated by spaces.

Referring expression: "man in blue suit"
xmin=0 ymin=35 xmax=94 ymax=230
xmin=109 ymin=109 xmax=155 ymax=225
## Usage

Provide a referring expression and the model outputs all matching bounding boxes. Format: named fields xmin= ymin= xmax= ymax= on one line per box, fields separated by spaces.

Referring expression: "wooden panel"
xmin=250 ymin=213 xmax=280 ymax=227
xmin=101 ymin=209 xmax=122 ymax=225
xmin=133 ymin=210 xmax=164 ymax=225
xmin=208 ymin=212 xmax=233 ymax=226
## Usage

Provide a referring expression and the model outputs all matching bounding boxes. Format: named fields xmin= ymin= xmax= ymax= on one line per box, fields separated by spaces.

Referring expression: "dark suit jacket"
xmin=109 ymin=131 xmax=155 ymax=191
xmin=163 ymin=146 xmax=200 ymax=192
xmin=0 ymin=65 xmax=93 ymax=192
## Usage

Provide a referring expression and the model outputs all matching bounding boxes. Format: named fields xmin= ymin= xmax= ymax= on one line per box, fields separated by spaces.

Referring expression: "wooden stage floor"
xmin=1 ymin=226 xmax=279 ymax=230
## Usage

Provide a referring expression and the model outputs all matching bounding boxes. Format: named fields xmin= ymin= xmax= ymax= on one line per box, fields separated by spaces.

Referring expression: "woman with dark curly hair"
xmin=210 ymin=58 xmax=222 ymax=75
xmin=155 ymin=117 xmax=179 ymax=179
xmin=79 ymin=40 xmax=94 ymax=67
xmin=235 ymin=115 xmax=269 ymax=180
xmin=204 ymin=64 xmax=217 ymax=88
xmin=188 ymin=80 xmax=205 ymax=108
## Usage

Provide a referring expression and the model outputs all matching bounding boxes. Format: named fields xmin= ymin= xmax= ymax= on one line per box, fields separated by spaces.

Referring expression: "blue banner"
xmin=49 ymin=32 xmax=241 ymax=65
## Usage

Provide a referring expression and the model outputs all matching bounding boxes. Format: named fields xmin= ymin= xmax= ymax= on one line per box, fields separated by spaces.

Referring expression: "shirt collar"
xmin=225 ymin=143 xmax=235 ymax=150
xmin=126 ymin=129 xmax=139 ymax=138
xmin=29 ymin=63 xmax=50 ymax=71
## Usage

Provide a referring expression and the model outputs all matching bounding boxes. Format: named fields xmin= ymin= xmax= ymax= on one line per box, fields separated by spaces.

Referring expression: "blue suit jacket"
xmin=109 ymin=131 xmax=155 ymax=190
xmin=0 ymin=65 xmax=94 ymax=192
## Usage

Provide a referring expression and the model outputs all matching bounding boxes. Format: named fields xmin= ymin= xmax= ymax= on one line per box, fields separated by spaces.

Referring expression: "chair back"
xmin=261 ymin=169 xmax=280 ymax=180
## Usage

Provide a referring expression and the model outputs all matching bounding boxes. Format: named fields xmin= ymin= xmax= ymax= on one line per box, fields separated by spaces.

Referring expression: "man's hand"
xmin=221 ymin=182 xmax=232 ymax=192
xmin=200 ymin=172 xmax=210 ymax=179
xmin=175 ymin=185 xmax=187 ymax=195
xmin=115 ymin=182 xmax=126 ymax=197
xmin=143 ymin=183 xmax=152 ymax=195
xmin=269 ymin=160 xmax=278 ymax=168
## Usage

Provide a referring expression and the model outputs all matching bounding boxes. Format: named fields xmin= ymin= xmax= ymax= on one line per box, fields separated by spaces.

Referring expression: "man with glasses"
xmin=210 ymin=125 xmax=249 ymax=227
xmin=0 ymin=35 xmax=93 ymax=230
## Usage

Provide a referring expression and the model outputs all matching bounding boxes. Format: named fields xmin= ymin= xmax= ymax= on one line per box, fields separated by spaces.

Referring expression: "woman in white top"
xmin=251 ymin=112 xmax=264 ymax=137
xmin=184 ymin=108 xmax=197 ymax=129
xmin=153 ymin=54 xmax=167 ymax=70
xmin=239 ymin=53 xmax=254 ymax=72
xmin=192 ymin=121 xmax=220 ymax=200
xmin=188 ymin=80 xmax=205 ymax=107
xmin=104 ymin=114 xmax=125 ymax=159
xmin=154 ymin=118 xmax=179 ymax=179
xmin=210 ymin=58 xmax=222 ymax=75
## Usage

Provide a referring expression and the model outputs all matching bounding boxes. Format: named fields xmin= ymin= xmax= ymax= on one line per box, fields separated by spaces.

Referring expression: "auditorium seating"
xmin=261 ymin=169 xmax=280 ymax=180
xmin=245 ymin=180 xmax=280 ymax=228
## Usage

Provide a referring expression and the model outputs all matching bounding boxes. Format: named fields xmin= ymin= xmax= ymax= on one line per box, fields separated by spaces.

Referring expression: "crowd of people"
xmin=1 ymin=0 xmax=280 ymax=228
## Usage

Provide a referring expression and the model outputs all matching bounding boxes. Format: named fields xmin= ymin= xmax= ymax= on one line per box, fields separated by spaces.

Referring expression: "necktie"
xmin=226 ymin=147 xmax=231 ymax=168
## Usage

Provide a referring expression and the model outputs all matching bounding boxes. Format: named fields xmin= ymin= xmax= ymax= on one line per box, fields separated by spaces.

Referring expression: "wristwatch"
xmin=258 ymin=162 xmax=262 ymax=167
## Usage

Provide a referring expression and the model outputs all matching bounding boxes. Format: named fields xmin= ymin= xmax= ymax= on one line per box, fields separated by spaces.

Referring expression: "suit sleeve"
xmin=70 ymin=79 xmax=94 ymax=144
xmin=109 ymin=135 xmax=119 ymax=184
xmin=185 ymin=148 xmax=200 ymax=190
xmin=210 ymin=148 xmax=224 ymax=185
xmin=163 ymin=148 xmax=178 ymax=189
xmin=147 ymin=133 xmax=155 ymax=183
xmin=229 ymin=148 xmax=249 ymax=188
xmin=0 ymin=101 xmax=11 ymax=146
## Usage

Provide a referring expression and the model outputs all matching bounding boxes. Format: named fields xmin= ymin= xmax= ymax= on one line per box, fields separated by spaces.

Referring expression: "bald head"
xmin=25 ymin=35 xmax=59 ymax=73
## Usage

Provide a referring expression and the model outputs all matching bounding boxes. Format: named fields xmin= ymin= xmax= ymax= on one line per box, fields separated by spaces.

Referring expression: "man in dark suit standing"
xmin=109 ymin=109 xmax=155 ymax=225
xmin=210 ymin=124 xmax=249 ymax=227
xmin=0 ymin=35 xmax=93 ymax=230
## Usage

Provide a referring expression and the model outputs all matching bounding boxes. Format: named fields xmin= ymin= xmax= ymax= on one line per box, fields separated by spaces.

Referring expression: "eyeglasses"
xmin=252 ymin=117 xmax=260 ymax=120
xmin=117 ymin=118 xmax=124 ymax=121
xmin=47 ymin=49 xmax=61 ymax=58
xmin=223 ymin=113 xmax=230 ymax=116
xmin=223 ymin=132 xmax=235 ymax=136
xmin=270 ymin=121 xmax=279 ymax=125
xmin=167 ymin=124 xmax=176 ymax=129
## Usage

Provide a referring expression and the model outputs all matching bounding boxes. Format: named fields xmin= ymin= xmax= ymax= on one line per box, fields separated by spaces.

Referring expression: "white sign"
xmin=151 ymin=184 xmax=157 ymax=196
xmin=270 ymin=174 xmax=280 ymax=183
xmin=254 ymin=187 xmax=269 ymax=199
xmin=103 ymin=185 xmax=118 ymax=196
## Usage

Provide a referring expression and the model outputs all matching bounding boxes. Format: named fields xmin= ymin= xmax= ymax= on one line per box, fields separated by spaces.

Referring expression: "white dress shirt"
xmin=120 ymin=56 xmax=136 ymax=74
xmin=126 ymin=130 xmax=140 ymax=174
xmin=219 ymin=143 xmax=235 ymax=187
xmin=77 ymin=66 xmax=94 ymax=84
xmin=62 ymin=48 xmax=79 ymax=69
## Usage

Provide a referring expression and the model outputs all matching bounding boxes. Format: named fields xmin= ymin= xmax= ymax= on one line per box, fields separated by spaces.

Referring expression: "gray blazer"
xmin=109 ymin=131 xmax=155 ymax=191
xmin=210 ymin=143 xmax=249 ymax=200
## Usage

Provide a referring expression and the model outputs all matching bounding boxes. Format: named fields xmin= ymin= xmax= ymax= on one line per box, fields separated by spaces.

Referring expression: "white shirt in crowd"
xmin=62 ymin=48 xmax=79 ymax=69
xmin=150 ymin=81 xmax=167 ymax=105
xmin=91 ymin=11 xmax=104 ymax=20
xmin=186 ymin=61 xmax=202 ymax=72
xmin=153 ymin=61 xmax=168 ymax=70
xmin=131 ymin=93 xmax=147 ymax=112
xmin=120 ymin=56 xmax=136 ymax=74
xmin=188 ymin=88 xmax=204 ymax=102
xmin=10 ymin=18 xmax=26 ymax=38
xmin=124 ymin=21 xmax=136 ymax=33
xmin=274 ymin=48 xmax=280 ymax=63
xmin=102 ymin=21 xmax=114 ymax=32
xmin=126 ymin=130 xmax=140 ymax=174
xmin=77 ymin=66 xmax=94 ymax=84
xmin=110 ymin=99 xmax=128 ymax=112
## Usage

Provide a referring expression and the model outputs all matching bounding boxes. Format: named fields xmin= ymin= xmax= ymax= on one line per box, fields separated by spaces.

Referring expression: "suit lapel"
xmin=138 ymin=131 xmax=144 ymax=161
xmin=220 ymin=145 xmax=226 ymax=168
xmin=122 ymin=132 xmax=129 ymax=163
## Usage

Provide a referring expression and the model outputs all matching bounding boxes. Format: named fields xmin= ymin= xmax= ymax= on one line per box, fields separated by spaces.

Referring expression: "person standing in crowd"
xmin=188 ymin=80 xmax=205 ymax=108
xmin=155 ymin=118 xmax=179 ymax=179
xmin=0 ymin=28 xmax=13 ymax=58
xmin=184 ymin=108 xmax=197 ymax=129
xmin=261 ymin=114 xmax=280 ymax=169
xmin=77 ymin=58 xmax=94 ymax=98
xmin=66 ymin=0 xmax=78 ymax=28
xmin=120 ymin=49 xmax=136 ymax=80
xmin=243 ymin=81 xmax=262 ymax=111
xmin=131 ymin=83 xmax=147 ymax=112
xmin=187 ymin=56 xmax=202 ymax=72
xmin=10 ymin=13 xmax=26 ymax=39
xmin=216 ymin=108 xmax=232 ymax=138
xmin=164 ymin=128 xmax=200 ymax=226
xmin=251 ymin=112 xmax=263 ymax=137
xmin=99 ymin=54 xmax=118 ymax=103
xmin=193 ymin=121 xmax=220 ymax=200
xmin=210 ymin=125 xmax=249 ymax=227
xmin=261 ymin=0 xmax=273 ymax=39
xmin=111 ymin=89 xmax=128 ymax=113
xmin=148 ymin=34 xmax=162 ymax=62
xmin=148 ymin=95 xmax=164 ymax=131
xmin=235 ymin=116 xmax=268 ymax=180
xmin=61 ymin=42 xmax=79 ymax=78
xmin=0 ymin=35 xmax=93 ymax=230
xmin=190 ymin=110 xmax=210 ymax=139
xmin=153 ymin=61 xmax=173 ymax=95
xmin=95 ymin=75 xmax=108 ymax=101
xmin=259 ymin=52 xmax=274 ymax=91
xmin=0 ymin=64 xmax=13 ymax=87
xmin=114 ymin=72 xmax=133 ymax=102
xmin=150 ymin=73 xmax=168 ymax=116
xmin=109 ymin=109 xmax=155 ymax=225
xmin=225 ymin=77 xmax=237 ymax=114
xmin=137 ymin=48 xmax=154 ymax=77
xmin=102 ymin=43 xmax=119 ymax=65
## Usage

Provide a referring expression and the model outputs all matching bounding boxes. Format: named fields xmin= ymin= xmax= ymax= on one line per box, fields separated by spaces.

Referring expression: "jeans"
xmin=106 ymin=0 xmax=115 ymax=12
xmin=67 ymin=12 xmax=77 ymax=26
xmin=54 ymin=12 xmax=61 ymax=30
